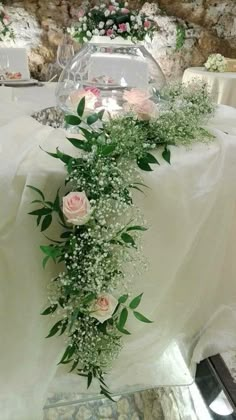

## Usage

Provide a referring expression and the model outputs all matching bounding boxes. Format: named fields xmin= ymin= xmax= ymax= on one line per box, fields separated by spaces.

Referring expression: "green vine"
xmin=176 ymin=24 xmax=186 ymax=50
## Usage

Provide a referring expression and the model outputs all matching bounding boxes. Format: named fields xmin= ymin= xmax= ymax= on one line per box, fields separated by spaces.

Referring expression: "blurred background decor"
xmin=0 ymin=0 xmax=236 ymax=81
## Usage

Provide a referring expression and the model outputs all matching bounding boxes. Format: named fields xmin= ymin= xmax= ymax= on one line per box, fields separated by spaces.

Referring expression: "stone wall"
xmin=1 ymin=0 xmax=236 ymax=80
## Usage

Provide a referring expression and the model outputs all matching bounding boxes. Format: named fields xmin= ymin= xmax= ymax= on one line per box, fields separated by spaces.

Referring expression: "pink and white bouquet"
xmin=68 ymin=0 xmax=156 ymax=44
xmin=0 ymin=3 xmax=14 ymax=42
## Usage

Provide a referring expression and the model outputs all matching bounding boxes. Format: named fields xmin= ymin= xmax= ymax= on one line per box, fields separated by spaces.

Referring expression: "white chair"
xmin=0 ymin=48 xmax=30 ymax=80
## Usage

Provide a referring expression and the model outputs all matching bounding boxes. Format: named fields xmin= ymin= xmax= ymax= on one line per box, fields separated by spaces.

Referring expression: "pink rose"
xmin=144 ymin=20 xmax=151 ymax=29
xmin=118 ymin=23 xmax=127 ymax=32
xmin=63 ymin=191 xmax=91 ymax=226
xmin=69 ymin=89 xmax=99 ymax=111
xmin=121 ymin=8 xmax=129 ymax=14
xmin=90 ymin=294 xmax=118 ymax=323
xmin=123 ymin=88 xmax=151 ymax=105
xmin=106 ymin=28 xmax=113 ymax=36
xmin=85 ymin=86 xmax=100 ymax=97
xmin=108 ymin=5 xmax=116 ymax=11
xmin=78 ymin=9 xmax=84 ymax=18
xmin=132 ymin=99 xmax=157 ymax=120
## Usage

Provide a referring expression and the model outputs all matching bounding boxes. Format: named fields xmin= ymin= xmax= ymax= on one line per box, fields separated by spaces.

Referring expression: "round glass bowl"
xmin=56 ymin=37 xmax=166 ymax=117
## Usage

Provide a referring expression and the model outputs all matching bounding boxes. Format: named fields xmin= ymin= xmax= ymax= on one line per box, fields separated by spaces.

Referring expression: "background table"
xmin=182 ymin=67 xmax=236 ymax=108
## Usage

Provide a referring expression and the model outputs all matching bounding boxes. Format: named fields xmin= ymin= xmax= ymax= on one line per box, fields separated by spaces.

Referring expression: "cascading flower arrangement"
xmin=68 ymin=0 xmax=156 ymax=43
xmin=0 ymin=3 xmax=14 ymax=42
xmin=28 ymin=83 xmax=215 ymax=399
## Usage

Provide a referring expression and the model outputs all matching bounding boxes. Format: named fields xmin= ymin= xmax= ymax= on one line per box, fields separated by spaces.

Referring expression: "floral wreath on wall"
xmin=28 ymin=83 xmax=215 ymax=400
xmin=0 ymin=3 xmax=14 ymax=42
xmin=68 ymin=0 xmax=156 ymax=43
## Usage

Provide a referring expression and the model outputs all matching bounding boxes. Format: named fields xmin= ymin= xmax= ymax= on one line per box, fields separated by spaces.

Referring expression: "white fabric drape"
xmin=1 ymin=105 xmax=236 ymax=418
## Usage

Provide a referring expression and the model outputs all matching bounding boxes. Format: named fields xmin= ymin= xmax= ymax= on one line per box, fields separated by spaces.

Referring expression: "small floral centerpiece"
xmin=0 ymin=3 xmax=14 ymax=42
xmin=68 ymin=0 xmax=156 ymax=43
xmin=204 ymin=53 xmax=226 ymax=72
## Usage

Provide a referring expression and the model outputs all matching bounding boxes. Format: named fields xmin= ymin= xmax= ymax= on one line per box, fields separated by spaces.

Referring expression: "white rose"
xmin=106 ymin=19 xmax=114 ymax=26
xmin=86 ymin=30 xmax=92 ymax=37
xmin=83 ymin=16 xmax=87 ymax=21
xmin=94 ymin=28 xmax=99 ymax=35
xmin=104 ymin=9 xmax=110 ymax=17
xmin=83 ymin=23 xmax=87 ymax=30
xmin=99 ymin=29 xmax=105 ymax=35
xmin=90 ymin=294 xmax=118 ymax=323
xmin=83 ymin=36 xmax=88 ymax=42
xmin=98 ymin=21 xmax=104 ymax=29
xmin=79 ymin=17 xmax=83 ymax=22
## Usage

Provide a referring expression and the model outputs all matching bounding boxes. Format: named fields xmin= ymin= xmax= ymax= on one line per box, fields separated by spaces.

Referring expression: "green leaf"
xmin=42 ymin=255 xmax=50 ymax=268
xmin=59 ymin=345 xmax=75 ymax=364
xmin=97 ymin=109 xmax=105 ymax=120
xmin=41 ymin=214 xmax=52 ymax=232
xmin=53 ymin=190 xmax=60 ymax=211
xmin=116 ymin=324 xmax=131 ymax=335
xmin=40 ymin=245 xmax=61 ymax=262
xmin=77 ymin=97 xmax=86 ymax=117
xmin=137 ymin=158 xmax=152 ymax=172
xmin=27 ymin=185 xmax=45 ymax=200
xmin=41 ymin=304 xmax=58 ymax=315
xmin=129 ymin=293 xmax=143 ymax=310
xmin=118 ymin=307 xmax=128 ymax=329
xmin=59 ymin=319 xmax=68 ymax=335
xmin=45 ymin=148 xmax=73 ymax=165
xmin=69 ymin=307 xmax=81 ymax=331
xmin=87 ymin=372 xmax=93 ymax=389
xmin=79 ymin=127 xmax=96 ymax=141
xmin=60 ymin=231 xmax=72 ymax=239
xmin=162 ymin=147 xmax=171 ymax=164
xmin=69 ymin=359 xmax=79 ymax=372
xmin=87 ymin=113 xmax=99 ymax=125
xmin=65 ymin=115 xmax=81 ymax=126
xmin=145 ymin=152 xmax=159 ymax=165
xmin=66 ymin=137 xmax=91 ymax=152
xmin=121 ymin=232 xmax=135 ymax=247
xmin=31 ymin=199 xmax=43 ymax=204
xmin=37 ymin=215 xmax=42 ymax=226
xmin=83 ymin=292 xmax=96 ymax=305
xmin=133 ymin=311 xmax=153 ymax=323
xmin=100 ymin=143 xmax=116 ymax=156
xmin=126 ymin=225 xmax=147 ymax=232
xmin=100 ymin=386 xmax=115 ymax=402
xmin=118 ymin=294 xmax=129 ymax=304
xmin=28 ymin=208 xmax=52 ymax=216
xmin=46 ymin=320 xmax=64 ymax=338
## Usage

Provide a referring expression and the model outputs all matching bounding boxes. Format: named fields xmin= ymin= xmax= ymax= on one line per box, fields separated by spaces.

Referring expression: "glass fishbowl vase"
xmin=56 ymin=36 xmax=166 ymax=118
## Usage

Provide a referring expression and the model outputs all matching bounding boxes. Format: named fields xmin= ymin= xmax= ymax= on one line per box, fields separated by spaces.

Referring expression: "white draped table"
xmin=1 ymin=88 xmax=236 ymax=419
xmin=182 ymin=67 xmax=236 ymax=107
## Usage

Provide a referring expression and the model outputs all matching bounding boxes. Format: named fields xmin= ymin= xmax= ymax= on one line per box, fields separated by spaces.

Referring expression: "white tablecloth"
xmin=182 ymin=67 xmax=236 ymax=107
xmin=1 ymin=91 xmax=236 ymax=418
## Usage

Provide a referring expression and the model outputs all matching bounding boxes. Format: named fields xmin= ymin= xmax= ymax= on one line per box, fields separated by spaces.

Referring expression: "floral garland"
xmin=28 ymin=83 xmax=214 ymax=399
xmin=68 ymin=0 xmax=156 ymax=43
xmin=0 ymin=3 xmax=14 ymax=42
xmin=204 ymin=53 xmax=226 ymax=72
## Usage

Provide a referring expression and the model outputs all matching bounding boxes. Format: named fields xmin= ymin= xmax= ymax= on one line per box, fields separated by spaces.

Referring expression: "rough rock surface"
xmin=0 ymin=0 xmax=236 ymax=80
